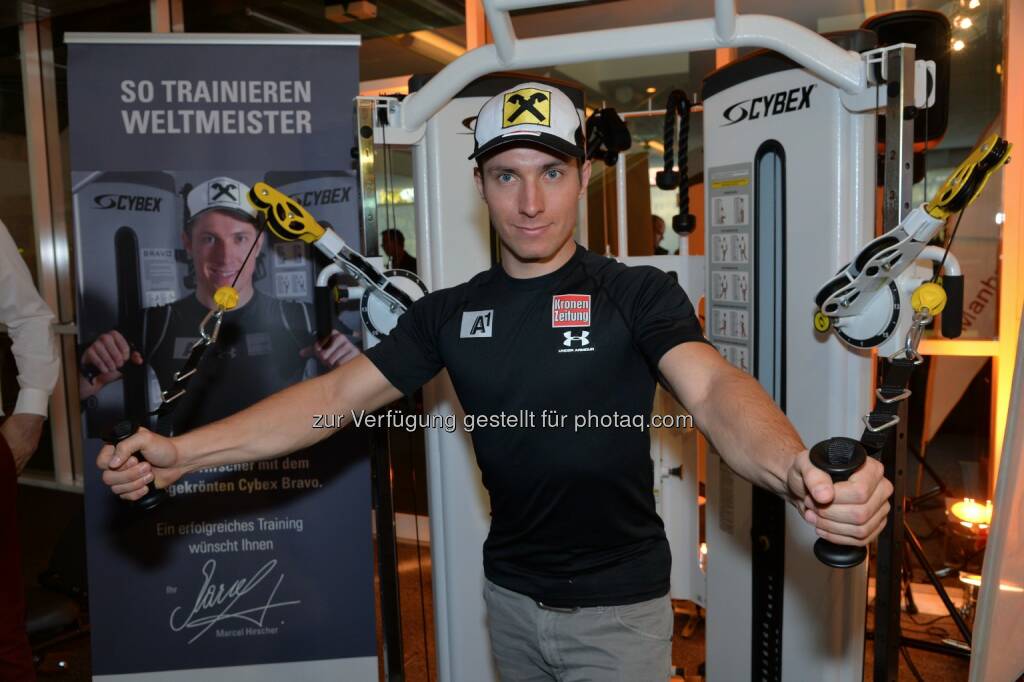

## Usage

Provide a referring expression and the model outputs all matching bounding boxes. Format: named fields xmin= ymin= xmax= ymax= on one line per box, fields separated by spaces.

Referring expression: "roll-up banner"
xmin=66 ymin=34 xmax=377 ymax=680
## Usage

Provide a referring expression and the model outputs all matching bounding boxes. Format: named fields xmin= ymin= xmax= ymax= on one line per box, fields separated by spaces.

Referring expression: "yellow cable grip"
xmin=214 ymin=286 xmax=239 ymax=311
xmin=911 ymin=282 xmax=947 ymax=316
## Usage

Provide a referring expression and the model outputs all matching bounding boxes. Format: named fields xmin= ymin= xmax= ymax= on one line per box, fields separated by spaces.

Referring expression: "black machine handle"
xmin=941 ymin=274 xmax=964 ymax=339
xmin=809 ymin=437 xmax=868 ymax=568
xmin=314 ymin=284 xmax=336 ymax=345
xmin=656 ymin=90 xmax=696 ymax=235
xmin=585 ymin=107 xmax=632 ymax=167
xmin=103 ymin=420 xmax=166 ymax=511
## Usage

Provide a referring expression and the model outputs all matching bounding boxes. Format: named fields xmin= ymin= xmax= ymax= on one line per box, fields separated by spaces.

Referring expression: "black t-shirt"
xmin=142 ymin=290 xmax=315 ymax=434
xmin=365 ymin=243 xmax=709 ymax=606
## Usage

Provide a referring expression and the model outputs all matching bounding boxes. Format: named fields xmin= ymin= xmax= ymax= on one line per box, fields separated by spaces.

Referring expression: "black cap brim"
xmin=469 ymin=132 xmax=585 ymax=162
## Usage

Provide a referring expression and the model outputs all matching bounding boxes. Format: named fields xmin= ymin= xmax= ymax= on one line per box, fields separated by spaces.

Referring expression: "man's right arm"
xmin=98 ymin=354 xmax=403 ymax=500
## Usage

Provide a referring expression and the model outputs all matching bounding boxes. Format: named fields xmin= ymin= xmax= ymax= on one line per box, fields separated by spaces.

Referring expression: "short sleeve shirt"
xmin=365 ymin=243 xmax=709 ymax=606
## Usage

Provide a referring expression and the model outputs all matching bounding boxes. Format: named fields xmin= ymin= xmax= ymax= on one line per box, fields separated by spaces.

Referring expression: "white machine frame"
xmin=360 ymin=1 xmax=1016 ymax=680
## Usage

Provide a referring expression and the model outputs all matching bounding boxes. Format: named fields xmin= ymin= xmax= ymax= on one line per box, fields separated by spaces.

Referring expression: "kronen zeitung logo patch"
xmin=552 ymin=294 xmax=590 ymax=327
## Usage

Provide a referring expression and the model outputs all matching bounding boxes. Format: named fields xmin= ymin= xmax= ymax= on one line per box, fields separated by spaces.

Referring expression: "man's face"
xmin=474 ymin=145 xmax=591 ymax=264
xmin=652 ymin=216 xmax=665 ymax=243
xmin=381 ymin=234 xmax=400 ymax=259
xmin=183 ymin=210 xmax=262 ymax=298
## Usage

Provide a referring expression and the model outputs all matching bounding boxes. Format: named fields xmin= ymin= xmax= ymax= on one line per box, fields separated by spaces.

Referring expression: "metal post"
xmin=882 ymin=45 xmax=916 ymax=231
xmin=615 ymin=154 xmax=628 ymax=257
xmin=358 ymin=99 xmax=381 ymax=258
xmin=873 ymin=398 xmax=909 ymax=682
xmin=358 ymin=98 xmax=405 ymax=681
xmin=872 ymin=44 xmax=915 ymax=682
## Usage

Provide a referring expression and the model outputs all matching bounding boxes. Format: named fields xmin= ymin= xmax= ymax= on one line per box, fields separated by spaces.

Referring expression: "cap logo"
xmin=210 ymin=182 xmax=238 ymax=202
xmin=503 ymin=88 xmax=551 ymax=128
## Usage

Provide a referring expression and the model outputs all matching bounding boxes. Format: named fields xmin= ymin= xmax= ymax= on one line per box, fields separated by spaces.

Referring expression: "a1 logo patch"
xmin=460 ymin=310 xmax=494 ymax=338
xmin=552 ymin=294 xmax=590 ymax=328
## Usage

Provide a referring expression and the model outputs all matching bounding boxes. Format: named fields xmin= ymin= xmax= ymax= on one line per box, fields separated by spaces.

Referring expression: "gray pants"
xmin=483 ymin=578 xmax=673 ymax=681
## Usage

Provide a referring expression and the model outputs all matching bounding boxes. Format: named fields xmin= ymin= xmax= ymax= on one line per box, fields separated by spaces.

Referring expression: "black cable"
xmin=901 ymin=645 xmax=926 ymax=682
xmin=385 ymin=140 xmax=399 ymax=248
xmin=379 ymin=110 xmax=394 ymax=264
xmin=230 ymin=213 xmax=267 ymax=291
xmin=931 ymin=208 xmax=965 ymax=283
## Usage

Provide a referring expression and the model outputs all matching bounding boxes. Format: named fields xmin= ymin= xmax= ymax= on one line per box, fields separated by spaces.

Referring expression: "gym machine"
xmin=235 ymin=1 xmax=1019 ymax=680
xmin=349 ymin=1 xmax=1022 ymax=679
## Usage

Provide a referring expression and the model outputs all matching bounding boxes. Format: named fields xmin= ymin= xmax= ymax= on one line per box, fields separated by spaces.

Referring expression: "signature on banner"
xmin=169 ymin=559 xmax=301 ymax=644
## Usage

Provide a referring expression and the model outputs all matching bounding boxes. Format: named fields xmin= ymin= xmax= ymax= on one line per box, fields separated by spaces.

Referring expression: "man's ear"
xmin=473 ymin=166 xmax=486 ymax=201
xmin=578 ymin=159 xmax=592 ymax=198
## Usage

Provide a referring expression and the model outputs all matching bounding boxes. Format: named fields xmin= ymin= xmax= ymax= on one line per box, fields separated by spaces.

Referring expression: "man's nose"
xmin=519 ymin=177 xmax=544 ymax=218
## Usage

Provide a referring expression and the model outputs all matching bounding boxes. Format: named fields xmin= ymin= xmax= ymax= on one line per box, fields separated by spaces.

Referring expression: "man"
xmin=652 ymin=214 xmax=669 ymax=255
xmin=1 ymin=218 xmax=60 ymax=682
xmin=98 ymin=84 xmax=893 ymax=680
xmin=80 ymin=177 xmax=360 ymax=433
xmin=381 ymin=227 xmax=417 ymax=274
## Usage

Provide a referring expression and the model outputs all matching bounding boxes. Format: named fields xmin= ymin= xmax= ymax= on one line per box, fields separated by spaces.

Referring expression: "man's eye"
xmin=545 ymin=169 xmax=563 ymax=180
xmin=498 ymin=173 xmax=514 ymax=183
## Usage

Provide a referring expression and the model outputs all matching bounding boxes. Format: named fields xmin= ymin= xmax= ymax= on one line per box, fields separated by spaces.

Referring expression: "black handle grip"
xmin=103 ymin=419 xmax=166 ymax=511
xmin=941 ymin=274 xmax=964 ymax=339
xmin=314 ymin=284 xmax=336 ymax=345
xmin=809 ymin=437 xmax=868 ymax=568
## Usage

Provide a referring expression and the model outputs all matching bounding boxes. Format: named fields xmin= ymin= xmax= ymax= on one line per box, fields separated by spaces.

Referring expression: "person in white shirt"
xmin=0 ymin=217 xmax=59 ymax=682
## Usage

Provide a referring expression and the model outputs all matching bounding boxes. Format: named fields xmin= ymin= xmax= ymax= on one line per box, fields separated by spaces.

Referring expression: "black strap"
xmin=150 ymin=339 xmax=214 ymax=416
xmin=859 ymin=355 xmax=918 ymax=456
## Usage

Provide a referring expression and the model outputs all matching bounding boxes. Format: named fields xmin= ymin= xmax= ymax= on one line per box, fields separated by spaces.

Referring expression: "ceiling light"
xmin=645 ymin=87 xmax=657 ymax=94
xmin=952 ymin=39 xmax=966 ymax=51
xmin=969 ymin=0 xmax=981 ymax=8
xmin=960 ymin=17 xmax=973 ymax=29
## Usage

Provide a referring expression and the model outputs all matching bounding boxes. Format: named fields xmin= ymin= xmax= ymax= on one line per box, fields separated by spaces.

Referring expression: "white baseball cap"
xmin=469 ymin=82 xmax=585 ymax=161
xmin=185 ymin=176 xmax=257 ymax=223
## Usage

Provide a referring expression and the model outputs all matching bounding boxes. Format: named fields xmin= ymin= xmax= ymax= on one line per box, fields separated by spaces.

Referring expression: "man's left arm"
xmin=659 ymin=341 xmax=894 ymax=547
xmin=0 ymin=218 xmax=59 ymax=473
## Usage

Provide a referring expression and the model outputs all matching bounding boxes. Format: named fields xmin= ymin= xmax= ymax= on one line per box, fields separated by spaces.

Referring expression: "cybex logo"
xmin=290 ymin=187 xmax=352 ymax=207
xmin=93 ymin=194 xmax=163 ymax=212
xmin=721 ymin=84 xmax=815 ymax=127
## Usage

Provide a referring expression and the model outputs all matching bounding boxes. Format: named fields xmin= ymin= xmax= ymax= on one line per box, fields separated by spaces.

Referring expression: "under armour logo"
xmin=563 ymin=330 xmax=590 ymax=347
xmin=211 ymin=182 xmax=237 ymax=201
xmin=503 ymin=88 xmax=551 ymax=128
